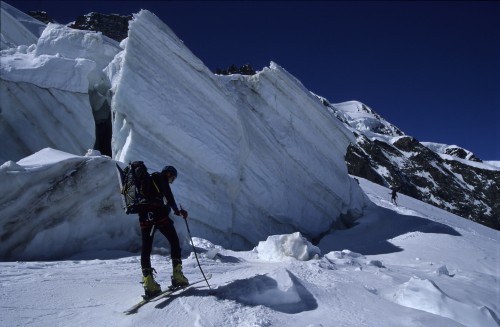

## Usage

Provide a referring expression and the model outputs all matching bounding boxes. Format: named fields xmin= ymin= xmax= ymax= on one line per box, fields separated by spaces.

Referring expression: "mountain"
xmin=317 ymin=99 xmax=499 ymax=230
xmin=25 ymin=10 xmax=55 ymax=24
xmin=1 ymin=3 xmax=499 ymax=326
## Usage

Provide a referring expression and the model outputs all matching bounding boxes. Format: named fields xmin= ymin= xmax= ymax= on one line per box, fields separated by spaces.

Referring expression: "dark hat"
xmin=161 ymin=165 xmax=177 ymax=177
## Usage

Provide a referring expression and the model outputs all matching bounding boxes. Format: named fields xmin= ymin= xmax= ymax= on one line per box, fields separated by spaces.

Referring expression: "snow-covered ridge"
xmin=315 ymin=82 xmax=499 ymax=228
xmin=422 ymin=141 xmax=483 ymax=163
xmin=317 ymin=97 xmax=404 ymax=138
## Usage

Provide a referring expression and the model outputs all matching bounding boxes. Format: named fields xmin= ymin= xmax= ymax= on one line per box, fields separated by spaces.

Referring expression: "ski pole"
xmin=182 ymin=209 xmax=211 ymax=289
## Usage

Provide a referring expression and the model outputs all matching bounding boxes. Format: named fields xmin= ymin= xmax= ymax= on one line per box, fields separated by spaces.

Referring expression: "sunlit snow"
xmin=1 ymin=3 xmax=499 ymax=327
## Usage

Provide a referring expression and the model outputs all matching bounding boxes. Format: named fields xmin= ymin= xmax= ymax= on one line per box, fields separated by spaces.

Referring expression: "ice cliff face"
xmin=109 ymin=10 xmax=365 ymax=248
xmin=0 ymin=2 xmax=46 ymax=50
xmin=1 ymin=2 xmax=121 ymax=162
xmin=0 ymin=149 xmax=138 ymax=260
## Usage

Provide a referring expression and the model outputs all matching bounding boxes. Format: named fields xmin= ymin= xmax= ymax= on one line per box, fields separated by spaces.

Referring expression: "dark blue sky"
xmin=8 ymin=1 xmax=500 ymax=160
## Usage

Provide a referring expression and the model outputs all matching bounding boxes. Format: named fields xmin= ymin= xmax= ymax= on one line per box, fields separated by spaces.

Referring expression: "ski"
xmin=123 ymin=273 xmax=212 ymax=314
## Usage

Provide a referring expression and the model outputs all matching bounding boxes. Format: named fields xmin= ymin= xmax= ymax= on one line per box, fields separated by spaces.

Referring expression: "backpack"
xmin=118 ymin=161 xmax=161 ymax=214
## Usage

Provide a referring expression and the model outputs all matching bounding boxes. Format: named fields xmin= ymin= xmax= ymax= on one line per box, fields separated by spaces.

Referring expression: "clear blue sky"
xmin=7 ymin=1 xmax=500 ymax=160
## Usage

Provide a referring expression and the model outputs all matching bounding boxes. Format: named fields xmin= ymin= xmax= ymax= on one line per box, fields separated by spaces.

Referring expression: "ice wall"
xmin=0 ymin=1 xmax=45 ymax=50
xmin=0 ymin=149 xmax=140 ymax=260
xmin=109 ymin=10 xmax=365 ymax=249
xmin=1 ymin=17 xmax=120 ymax=162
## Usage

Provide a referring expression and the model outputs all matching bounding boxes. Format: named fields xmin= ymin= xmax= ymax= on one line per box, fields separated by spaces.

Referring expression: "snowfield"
xmin=1 ymin=177 xmax=498 ymax=327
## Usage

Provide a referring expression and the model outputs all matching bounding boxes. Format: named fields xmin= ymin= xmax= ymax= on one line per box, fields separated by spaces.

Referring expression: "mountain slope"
xmin=319 ymin=99 xmax=500 ymax=230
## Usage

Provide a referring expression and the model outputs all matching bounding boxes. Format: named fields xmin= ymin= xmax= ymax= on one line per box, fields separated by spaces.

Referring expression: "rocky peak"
xmin=68 ymin=12 xmax=132 ymax=42
xmin=444 ymin=146 xmax=482 ymax=162
xmin=27 ymin=11 xmax=56 ymax=24
xmin=319 ymin=95 xmax=500 ymax=231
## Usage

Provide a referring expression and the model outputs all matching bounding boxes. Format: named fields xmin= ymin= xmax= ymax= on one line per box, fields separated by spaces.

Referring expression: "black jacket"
xmin=150 ymin=172 xmax=179 ymax=214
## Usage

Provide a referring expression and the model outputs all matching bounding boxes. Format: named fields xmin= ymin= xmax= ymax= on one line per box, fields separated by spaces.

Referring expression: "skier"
xmin=138 ymin=165 xmax=189 ymax=298
xmin=390 ymin=188 xmax=398 ymax=206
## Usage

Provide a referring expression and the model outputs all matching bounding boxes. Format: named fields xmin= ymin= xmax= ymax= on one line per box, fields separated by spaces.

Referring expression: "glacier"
xmin=1 ymin=7 xmax=366 ymax=259
xmin=1 ymin=4 xmax=499 ymax=327
xmin=1 ymin=2 xmax=121 ymax=162
xmin=109 ymin=10 xmax=365 ymax=249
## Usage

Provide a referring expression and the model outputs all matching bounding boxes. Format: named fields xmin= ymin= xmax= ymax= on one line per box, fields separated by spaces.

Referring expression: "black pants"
xmin=139 ymin=206 xmax=182 ymax=270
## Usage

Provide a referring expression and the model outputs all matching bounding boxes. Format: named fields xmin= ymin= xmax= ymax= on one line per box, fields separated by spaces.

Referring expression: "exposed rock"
xmin=68 ymin=12 xmax=131 ymax=42
xmin=445 ymin=146 xmax=482 ymax=162
xmin=346 ymin=135 xmax=499 ymax=229
xmin=27 ymin=11 xmax=55 ymax=24
xmin=318 ymin=98 xmax=500 ymax=231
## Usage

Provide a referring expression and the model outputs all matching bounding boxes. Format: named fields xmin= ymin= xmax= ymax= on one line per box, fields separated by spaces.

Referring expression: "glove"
xmin=175 ymin=209 xmax=188 ymax=219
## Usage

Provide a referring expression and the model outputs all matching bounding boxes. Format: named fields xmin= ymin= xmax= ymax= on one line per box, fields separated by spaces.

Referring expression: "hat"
xmin=161 ymin=165 xmax=177 ymax=177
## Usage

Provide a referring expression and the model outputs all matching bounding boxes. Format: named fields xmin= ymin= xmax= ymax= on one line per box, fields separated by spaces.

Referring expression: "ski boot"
xmin=142 ymin=268 xmax=161 ymax=299
xmin=171 ymin=260 xmax=189 ymax=288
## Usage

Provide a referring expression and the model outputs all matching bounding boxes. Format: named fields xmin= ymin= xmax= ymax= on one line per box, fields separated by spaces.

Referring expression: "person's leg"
xmin=155 ymin=217 xmax=181 ymax=261
xmin=140 ymin=221 xmax=155 ymax=270
xmin=139 ymin=217 xmax=161 ymax=297
xmin=156 ymin=217 xmax=189 ymax=286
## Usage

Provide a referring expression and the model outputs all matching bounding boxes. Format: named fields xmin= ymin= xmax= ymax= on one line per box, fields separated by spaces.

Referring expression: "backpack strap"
xmin=152 ymin=179 xmax=160 ymax=194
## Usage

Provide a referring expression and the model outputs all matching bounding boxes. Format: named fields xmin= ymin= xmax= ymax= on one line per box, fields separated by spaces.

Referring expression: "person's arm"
xmin=157 ymin=175 xmax=178 ymax=213
xmin=156 ymin=173 xmax=188 ymax=218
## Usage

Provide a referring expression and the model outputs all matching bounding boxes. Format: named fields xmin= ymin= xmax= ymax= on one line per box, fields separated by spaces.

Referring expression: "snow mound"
xmin=388 ymin=277 xmax=499 ymax=327
xmin=255 ymin=232 xmax=321 ymax=261
xmin=17 ymin=147 xmax=80 ymax=167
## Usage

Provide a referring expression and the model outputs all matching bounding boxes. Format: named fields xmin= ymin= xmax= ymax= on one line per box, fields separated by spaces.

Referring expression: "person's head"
xmin=161 ymin=165 xmax=177 ymax=184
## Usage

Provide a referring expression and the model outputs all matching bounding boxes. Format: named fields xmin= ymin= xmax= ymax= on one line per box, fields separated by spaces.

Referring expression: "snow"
xmin=1 ymin=5 xmax=121 ymax=163
xmin=331 ymin=100 xmax=404 ymax=138
xmin=255 ymin=232 xmax=321 ymax=261
xmin=0 ymin=1 xmax=45 ymax=49
xmin=1 ymin=177 xmax=498 ymax=327
xmin=388 ymin=276 xmax=498 ymax=327
xmin=486 ymin=161 xmax=500 ymax=168
xmin=1 ymin=3 xmax=499 ymax=327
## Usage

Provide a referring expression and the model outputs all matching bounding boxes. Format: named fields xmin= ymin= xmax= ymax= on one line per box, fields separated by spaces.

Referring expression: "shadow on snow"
xmin=155 ymin=270 xmax=317 ymax=314
xmin=320 ymin=205 xmax=462 ymax=255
